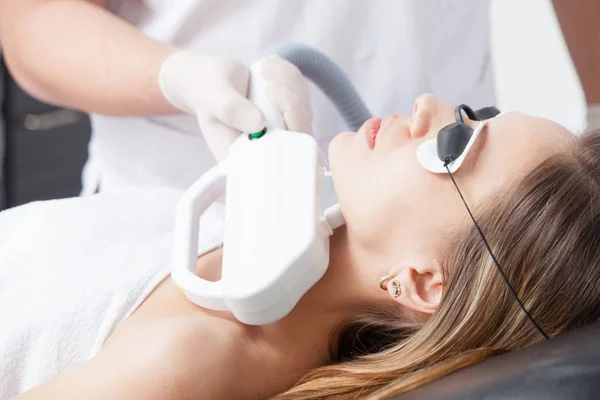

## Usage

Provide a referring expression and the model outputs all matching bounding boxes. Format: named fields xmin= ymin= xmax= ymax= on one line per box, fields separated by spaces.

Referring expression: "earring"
xmin=391 ymin=280 xmax=402 ymax=298
xmin=379 ymin=274 xmax=396 ymax=291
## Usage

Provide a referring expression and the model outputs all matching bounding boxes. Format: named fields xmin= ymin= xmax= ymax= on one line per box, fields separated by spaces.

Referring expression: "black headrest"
xmin=394 ymin=322 xmax=600 ymax=400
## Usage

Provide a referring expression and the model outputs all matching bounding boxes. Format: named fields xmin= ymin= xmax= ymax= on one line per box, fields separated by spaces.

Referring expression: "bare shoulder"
xmin=152 ymin=317 xmax=294 ymax=399
xmin=104 ymin=316 xmax=270 ymax=399
xmin=16 ymin=317 xmax=254 ymax=400
xmin=156 ymin=316 xmax=247 ymax=365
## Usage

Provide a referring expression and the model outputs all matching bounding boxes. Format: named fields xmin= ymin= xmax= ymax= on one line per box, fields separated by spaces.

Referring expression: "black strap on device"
xmin=439 ymin=105 xmax=549 ymax=340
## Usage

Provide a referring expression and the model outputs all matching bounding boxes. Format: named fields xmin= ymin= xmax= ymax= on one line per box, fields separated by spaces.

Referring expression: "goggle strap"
xmin=444 ymin=164 xmax=550 ymax=340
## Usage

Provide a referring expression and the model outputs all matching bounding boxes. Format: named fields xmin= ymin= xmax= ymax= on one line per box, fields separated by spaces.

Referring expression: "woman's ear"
xmin=385 ymin=260 xmax=443 ymax=315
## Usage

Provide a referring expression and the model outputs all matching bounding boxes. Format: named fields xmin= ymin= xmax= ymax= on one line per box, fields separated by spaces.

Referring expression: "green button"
xmin=248 ymin=128 xmax=267 ymax=140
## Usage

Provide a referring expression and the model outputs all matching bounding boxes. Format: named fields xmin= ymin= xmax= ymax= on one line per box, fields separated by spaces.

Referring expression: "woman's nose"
xmin=411 ymin=93 xmax=453 ymax=139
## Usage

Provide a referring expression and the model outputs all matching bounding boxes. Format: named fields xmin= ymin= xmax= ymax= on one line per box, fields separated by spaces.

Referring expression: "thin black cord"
xmin=444 ymin=162 xmax=549 ymax=340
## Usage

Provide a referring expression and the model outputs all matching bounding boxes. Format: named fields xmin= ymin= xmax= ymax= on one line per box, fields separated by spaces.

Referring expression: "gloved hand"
xmin=260 ymin=54 xmax=313 ymax=136
xmin=159 ymin=51 xmax=312 ymax=161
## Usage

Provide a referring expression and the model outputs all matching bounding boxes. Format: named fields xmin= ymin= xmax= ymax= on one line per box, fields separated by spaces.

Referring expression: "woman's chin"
xmin=328 ymin=131 xmax=354 ymax=169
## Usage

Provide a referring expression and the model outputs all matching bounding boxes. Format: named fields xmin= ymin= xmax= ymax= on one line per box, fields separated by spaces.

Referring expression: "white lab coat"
xmin=85 ymin=0 xmax=493 ymax=193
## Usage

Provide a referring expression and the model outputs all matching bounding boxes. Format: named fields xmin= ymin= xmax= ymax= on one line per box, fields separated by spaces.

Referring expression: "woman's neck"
xmin=191 ymin=226 xmax=378 ymax=371
xmin=259 ymin=226 xmax=373 ymax=368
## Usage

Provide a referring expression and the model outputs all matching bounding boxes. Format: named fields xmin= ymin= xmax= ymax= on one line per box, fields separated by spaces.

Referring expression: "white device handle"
xmin=171 ymin=58 xmax=284 ymax=311
xmin=171 ymin=160 xmax=229 ymax=311
xmin=248 ymin=58 xmax=286 ymax=131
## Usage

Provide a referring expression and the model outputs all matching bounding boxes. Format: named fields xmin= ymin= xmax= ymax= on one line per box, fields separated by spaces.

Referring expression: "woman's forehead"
xmin=491 ymin=112 xmax=572 ymax=139
xmin=484 ymin=113 xmax=573 ymax=159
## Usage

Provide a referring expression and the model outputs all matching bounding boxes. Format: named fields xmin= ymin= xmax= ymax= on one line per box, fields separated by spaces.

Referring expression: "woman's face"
xmin=328 ymin=94 xmax=571 ymax=265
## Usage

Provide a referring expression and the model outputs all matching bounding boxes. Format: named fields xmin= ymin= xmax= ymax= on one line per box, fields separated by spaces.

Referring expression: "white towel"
xmin=0 ymin=187 xmax=225 ymax=398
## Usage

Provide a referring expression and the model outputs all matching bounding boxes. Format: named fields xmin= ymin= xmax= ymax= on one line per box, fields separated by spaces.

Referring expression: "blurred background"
xmin=492 ymin=0 xmax=585 ymax=132
xmin=0 ymin=0 xmax=586 ymax=210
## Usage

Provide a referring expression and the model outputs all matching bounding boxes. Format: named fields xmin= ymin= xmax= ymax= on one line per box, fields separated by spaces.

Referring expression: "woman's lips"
xmin=364 ymin=117 xmax=383 ymax=149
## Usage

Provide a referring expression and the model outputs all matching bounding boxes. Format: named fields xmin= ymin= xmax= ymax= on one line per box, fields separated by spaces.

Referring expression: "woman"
xmin=3 ymin=94 xmax=600 ymax=399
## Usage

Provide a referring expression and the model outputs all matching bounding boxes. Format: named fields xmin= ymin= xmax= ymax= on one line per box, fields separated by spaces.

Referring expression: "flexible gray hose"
xmin=273 ymin=43 xmax=372 ymax=132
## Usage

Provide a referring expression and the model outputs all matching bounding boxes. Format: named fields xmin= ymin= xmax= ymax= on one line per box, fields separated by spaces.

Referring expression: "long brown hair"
xmin=274 ymin=130 xmax=600 ymax=399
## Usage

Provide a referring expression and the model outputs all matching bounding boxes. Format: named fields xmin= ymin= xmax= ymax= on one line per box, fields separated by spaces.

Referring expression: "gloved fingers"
xmin=159 ymin=50 xmax=269 ymax=135
xmin=212 ymin=85 xmax=266 ymax=134
xmin=266 ymin=83 xmax=313 ymax=135
xmin=261 ymin=55 xmax=304 ymax=83
xmin=261 ymin=55 xmax=311 ymax=98
xmin=197 ymin=114 xmax=243 ymax=161
xmin=261 ymin=55 xmax=313 ymax=134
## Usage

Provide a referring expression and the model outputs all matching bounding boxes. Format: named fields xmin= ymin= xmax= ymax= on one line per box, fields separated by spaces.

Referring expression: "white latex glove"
xmin=159 ymin=51 xmax=312 ymax=161
xmin=260 ymin=54 xmax=313 ymax=136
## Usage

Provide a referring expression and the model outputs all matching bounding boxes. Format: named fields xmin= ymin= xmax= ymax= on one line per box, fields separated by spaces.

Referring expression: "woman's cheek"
xmin=328 ymin=131 xmax=353 ymax=157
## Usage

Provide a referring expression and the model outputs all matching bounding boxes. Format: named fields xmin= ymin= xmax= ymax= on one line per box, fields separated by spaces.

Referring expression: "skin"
xmin=14 ymin=95 xmax=571 ymax=399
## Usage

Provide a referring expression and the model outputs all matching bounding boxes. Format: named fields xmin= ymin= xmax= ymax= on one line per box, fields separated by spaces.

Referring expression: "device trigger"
xmin=321 ymin=216 xmax=334 ymax=236
xmin=322 ymin=203 xmax=345 ymax=235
